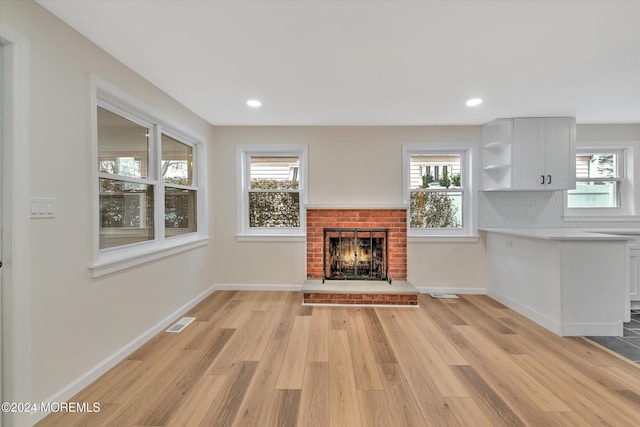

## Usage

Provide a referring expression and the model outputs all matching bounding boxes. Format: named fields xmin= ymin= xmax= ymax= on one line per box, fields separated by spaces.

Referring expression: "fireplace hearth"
xmin=323 ymin=228 xmax=389 ymax=282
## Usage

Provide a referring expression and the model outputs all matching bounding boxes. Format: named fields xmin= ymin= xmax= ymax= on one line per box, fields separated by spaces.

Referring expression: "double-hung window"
xmin=162 ymin=133 xmax=198 ymax=237
xmin=98 ymin=106 xmax=155 ymax=249
xmin=92 ymin=80 xmax=206 ymax=276
xmin=566 ymin=149 xmax=631 ymax=216
xmin=403 ymin=143 xmax=476 ymax=238
xmin=238 ymin=145 xmax=307 ymax=238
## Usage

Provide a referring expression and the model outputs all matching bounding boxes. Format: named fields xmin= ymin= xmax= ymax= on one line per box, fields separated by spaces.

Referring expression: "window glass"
xmin=99 ymin=178 xmax=154 ymax=249
xmin=162 ymin=134 xmax=193 ymax=185
xmin=250 ymin=156 xmax=299 ymax=190
xmin=248 ymin=156 xmax=300 ymax=228
xmin=409 ymin=153 xmax=463 ymax=229
xmin=567 ymin=153 xmax=620 ymax=209
xmin=249 ymin=192 xmax=300 ymax=228
xmin=97 ymin=107 xmax=149 ymax=179
xmin=165 ymin=187 xmax=197 ymax=237
xmin=410 ymin=192 xmax=463 ymax=228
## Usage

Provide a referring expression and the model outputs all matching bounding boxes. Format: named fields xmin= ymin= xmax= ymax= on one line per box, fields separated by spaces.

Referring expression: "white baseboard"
xmin=415 ymin=286 xmax=486 ymax=295
xmin=488 ymin=289 xmax=626 ymax=337
xmin=213 ymin=283 xmax=303 ymax=292
xmin=487 ymin=289 xmax=561 ymax=335
xmin=561 ymin=322 xmax=624 ymax=337
xmin=31 ymin=284 xmax=216 ymax=425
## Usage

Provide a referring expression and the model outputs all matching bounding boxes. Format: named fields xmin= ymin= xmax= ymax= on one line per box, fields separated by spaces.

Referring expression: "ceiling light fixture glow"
xmin=247 ymin=99 xmax=262 ymax=108
xmin=465 ymin=98 xmax=482 ymax=107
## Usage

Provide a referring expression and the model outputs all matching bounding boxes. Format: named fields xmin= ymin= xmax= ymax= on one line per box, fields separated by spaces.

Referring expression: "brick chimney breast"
xmin=306 ymin=209 xmax=407 ymax=281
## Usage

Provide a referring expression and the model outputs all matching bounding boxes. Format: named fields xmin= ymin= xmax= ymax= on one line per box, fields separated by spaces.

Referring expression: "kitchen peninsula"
xmin=482 ymin=228 xmax=631 ymax=336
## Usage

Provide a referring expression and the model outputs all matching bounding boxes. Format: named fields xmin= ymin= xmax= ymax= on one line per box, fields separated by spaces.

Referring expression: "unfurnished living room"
xmin=1 ymin=0 xmax=640 ymax=426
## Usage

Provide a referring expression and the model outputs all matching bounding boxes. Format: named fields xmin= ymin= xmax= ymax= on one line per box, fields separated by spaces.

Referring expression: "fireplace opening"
xmin=323 ymin=228 xmax=389 ymax=282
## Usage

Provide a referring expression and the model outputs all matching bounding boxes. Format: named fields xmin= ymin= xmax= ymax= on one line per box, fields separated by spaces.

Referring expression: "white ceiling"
xmin=38 ymin=0 xmax=640 ymax=126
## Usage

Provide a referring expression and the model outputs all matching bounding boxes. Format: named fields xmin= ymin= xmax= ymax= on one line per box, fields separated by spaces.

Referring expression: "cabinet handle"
xmin=540 ymin=175 xmax=545 ymax=185
xmin=547 ymin=175 xmax=552 ymax=185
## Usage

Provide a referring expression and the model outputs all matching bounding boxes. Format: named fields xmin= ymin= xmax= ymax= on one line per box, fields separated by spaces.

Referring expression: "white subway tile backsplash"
xmin=478 ymin=191 xmax=640 ymax=229
xmin=479 ymin=191 xmax=562 ymax=228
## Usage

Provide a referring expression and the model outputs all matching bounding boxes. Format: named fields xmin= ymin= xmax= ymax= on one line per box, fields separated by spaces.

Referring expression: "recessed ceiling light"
xmin=247 ymin=99 xmax=262 ymax=108
xmin=465 ymin=98 xmax=482 ymax=107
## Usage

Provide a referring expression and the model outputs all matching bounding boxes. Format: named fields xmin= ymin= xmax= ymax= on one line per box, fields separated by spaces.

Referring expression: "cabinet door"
xmin=513 ymin=118 xmax=545 ymax=189
xmin=544 ymin=117 xmax=576 ymax=190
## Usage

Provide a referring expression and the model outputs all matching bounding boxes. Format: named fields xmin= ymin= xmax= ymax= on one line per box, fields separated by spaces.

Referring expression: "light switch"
xmin=30 ymin=197 xmax=56 ymax=219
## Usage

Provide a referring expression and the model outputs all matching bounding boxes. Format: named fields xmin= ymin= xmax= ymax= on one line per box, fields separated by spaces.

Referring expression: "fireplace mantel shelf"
xmin=305 ymin=204 xmax=409 ymax=210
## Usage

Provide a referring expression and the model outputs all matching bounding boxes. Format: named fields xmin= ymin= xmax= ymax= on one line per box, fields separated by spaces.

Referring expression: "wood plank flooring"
xmin=36 ymin=291 xmax=640 ymax=426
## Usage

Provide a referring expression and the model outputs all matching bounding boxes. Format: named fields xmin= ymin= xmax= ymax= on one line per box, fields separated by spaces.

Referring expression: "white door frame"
xmin=0 ymin=24 xmax=31 ymax=427
xmin=0 ymin=41 xmax=3 ymax=427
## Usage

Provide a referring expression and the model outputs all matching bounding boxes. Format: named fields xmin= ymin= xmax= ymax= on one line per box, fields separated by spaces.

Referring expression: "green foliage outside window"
xmin=421 ymin=174 xmax=434 ymax=188
xmin=438 ymin=170 xmax=451 ymax=188
xmin=249 ymin=178 xmax=300 ymax=227
xmin=410 ymin=191 xmax=460 ymax=228
xmin=165 ymin=190 xmax=196 ymax=230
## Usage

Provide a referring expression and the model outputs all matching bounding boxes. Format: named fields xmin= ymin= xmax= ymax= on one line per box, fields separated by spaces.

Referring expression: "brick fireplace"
xmin=304 ymin=208 xmax=416 ymax=305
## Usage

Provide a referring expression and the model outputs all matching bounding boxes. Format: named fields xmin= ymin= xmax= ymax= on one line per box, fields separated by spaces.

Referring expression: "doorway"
xmin=0 ymin=26 xmax=31 ymax=427
xmin=0 ymin=42 xmax=4 ymax=427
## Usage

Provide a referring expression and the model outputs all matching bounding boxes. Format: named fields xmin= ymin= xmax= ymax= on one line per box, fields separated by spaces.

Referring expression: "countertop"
xmin=479 ymin=227 xmax=636 ymax=241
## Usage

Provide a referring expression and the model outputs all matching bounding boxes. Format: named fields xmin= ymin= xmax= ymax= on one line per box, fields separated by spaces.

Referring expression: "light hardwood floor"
xmin=37 ymin=291 xmax=640 ymax=426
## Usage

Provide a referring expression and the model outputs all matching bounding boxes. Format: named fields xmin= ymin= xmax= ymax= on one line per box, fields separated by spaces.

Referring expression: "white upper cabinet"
xmin=482 ymin=117 xmax=576 ymax=191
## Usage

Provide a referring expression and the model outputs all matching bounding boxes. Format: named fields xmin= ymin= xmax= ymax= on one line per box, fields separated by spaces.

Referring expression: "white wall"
xmin=212 ymin=126 xmax=486 ymax=291
xmin=1 ymin=0 xmax=216 ymax=409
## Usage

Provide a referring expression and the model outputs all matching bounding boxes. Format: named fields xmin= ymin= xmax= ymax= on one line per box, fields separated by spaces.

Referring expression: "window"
xmin=238 ymin=145 xmax=307 ymax=238
xmin=98 ymin=106 xmax=155 ymax=249
xmin=92 ymin=79 xmax=207 ymax=276
xmin=162 ymin=134 xmax=197 ymax=237
xmin=403 ymin=143 xmax=476 ymax=238
xmin=566 ymin=149 xmax=632 ymax=216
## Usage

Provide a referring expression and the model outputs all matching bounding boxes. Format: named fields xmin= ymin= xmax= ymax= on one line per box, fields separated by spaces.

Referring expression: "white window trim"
xmin=237 ymin=144 xmax=308 ymax=240
xmin=89 ymin=75 xmax=208 ymax=277
xmin=564 ymin=147 xmax=635 ymax=220
xmin=402 ymin=142 xmax=478 ymax=240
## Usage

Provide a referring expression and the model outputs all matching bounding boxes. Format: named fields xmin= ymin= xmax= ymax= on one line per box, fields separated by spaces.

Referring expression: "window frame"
xmin=96 ymin=104 xmax=156 ymax=249
xmin=90 ymin=76 xmax=208 ymax=277
xmin=161 ymin=129 xmax=199 ymax=238
xmin=402 ymin=142 xmax=477 ymax=240
xmin=237 ymin=144 xmax=308 ymax=240
xmin=564 ymin=147 xmax=634 ymax=218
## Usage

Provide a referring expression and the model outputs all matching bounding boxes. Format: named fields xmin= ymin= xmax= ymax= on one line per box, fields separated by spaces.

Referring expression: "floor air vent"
xmin=166 ymin=317 xmax=196 ymax=333
xmin=430 ymin=293 xmax=459 ymax=299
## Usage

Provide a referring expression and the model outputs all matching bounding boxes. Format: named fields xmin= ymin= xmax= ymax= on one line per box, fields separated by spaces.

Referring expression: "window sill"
xmin=90 ymin=235 xmax=209 ymax=278
xmin=236 ymin=234 xmax=306 ymax=242
xmin=563 ymin=215 xmax=640 ymax=222
xmin=408 ymin=235 xmax=480 ymax=243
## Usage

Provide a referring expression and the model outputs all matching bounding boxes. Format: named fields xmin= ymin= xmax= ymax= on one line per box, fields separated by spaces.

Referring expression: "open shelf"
xmin=483 ymin=141 xmax=510 ymax=151
xmin=484 ymin=164 xmax=511 ymax=171
xmin=482 ymin=119 xmax=514 ymax=191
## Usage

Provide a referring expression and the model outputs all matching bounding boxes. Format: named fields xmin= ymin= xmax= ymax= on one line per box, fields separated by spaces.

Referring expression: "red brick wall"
xmin=306 ymin=209 xmax=407 ymax=280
